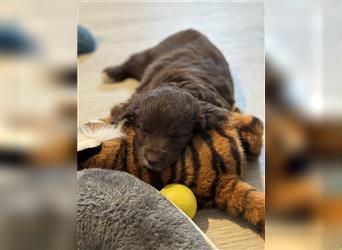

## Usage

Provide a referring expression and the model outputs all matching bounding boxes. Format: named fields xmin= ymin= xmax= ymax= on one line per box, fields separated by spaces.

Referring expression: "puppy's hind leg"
xmin=102 ymin=50 xmax=153 ymax=83
xmin=102 ymin=63 xmax=130 ymax=83
xmin=103 ymin=29 xmax=204 ymax=83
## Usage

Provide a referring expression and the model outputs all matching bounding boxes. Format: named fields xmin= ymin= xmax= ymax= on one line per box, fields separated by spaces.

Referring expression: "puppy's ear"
xmin=195 ymin=101 xmax=229 ymax=131
xmin=110 ymin=96 xmax=140 ymax=124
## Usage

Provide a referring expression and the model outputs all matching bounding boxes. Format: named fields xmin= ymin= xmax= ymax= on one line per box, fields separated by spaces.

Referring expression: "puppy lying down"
xmin=80 ymin=29 xmax=265 ymax=236
xmin=78 ymin=110 xmax=265 ymax=236
xmin=103 ymin=29 xmax=239 ymax=172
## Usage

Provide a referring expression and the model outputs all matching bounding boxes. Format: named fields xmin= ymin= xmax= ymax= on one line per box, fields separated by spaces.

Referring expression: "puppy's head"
xmin=115 ymin=86 xmax=228 ymax=171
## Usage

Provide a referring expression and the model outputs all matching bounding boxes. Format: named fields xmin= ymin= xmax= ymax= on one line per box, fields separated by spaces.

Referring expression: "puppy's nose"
xmin=144 ymin=152 xmax=160 ymax=167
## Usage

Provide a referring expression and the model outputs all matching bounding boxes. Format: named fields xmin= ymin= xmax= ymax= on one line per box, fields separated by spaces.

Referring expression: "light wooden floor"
xmin=79 ymin=2 xmax=265 ymax=249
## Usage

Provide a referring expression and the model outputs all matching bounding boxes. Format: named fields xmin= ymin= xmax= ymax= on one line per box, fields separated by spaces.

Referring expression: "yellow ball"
xmin=160 ymin=184 xmax=197 ymax=219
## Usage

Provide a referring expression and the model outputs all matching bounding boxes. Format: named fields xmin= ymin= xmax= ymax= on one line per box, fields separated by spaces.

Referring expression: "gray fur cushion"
xmin=77 ymin=169 xmax=211 ymax=250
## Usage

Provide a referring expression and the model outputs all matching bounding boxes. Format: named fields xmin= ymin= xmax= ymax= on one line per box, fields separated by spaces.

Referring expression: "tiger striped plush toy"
xmin=78 ymin=112 xmax=265 ymax=236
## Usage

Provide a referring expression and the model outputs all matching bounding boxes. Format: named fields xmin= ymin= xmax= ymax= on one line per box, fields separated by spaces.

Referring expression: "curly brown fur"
xmin=78 ymin=112 xmax=265 ymax=237
xmin=104 ymin=29 xmax=236 ymax=171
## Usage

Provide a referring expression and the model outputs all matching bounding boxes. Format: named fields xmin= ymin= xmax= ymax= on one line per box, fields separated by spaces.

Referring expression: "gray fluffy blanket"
xmin=77 ymin=169 xmax=211 ymax=250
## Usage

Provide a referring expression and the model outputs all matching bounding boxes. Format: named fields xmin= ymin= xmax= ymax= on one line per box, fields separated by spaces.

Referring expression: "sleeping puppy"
xmin=103 ymin=29 xmax=237 ymax=171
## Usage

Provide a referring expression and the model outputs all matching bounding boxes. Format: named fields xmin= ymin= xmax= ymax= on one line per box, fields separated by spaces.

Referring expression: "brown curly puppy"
xmin=103 ymin=29 xmax=239 ymax=172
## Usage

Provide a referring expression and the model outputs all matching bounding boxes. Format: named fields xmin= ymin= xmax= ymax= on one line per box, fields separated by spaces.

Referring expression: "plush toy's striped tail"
xmin=215 ymin=174 xmax=265 ymax=237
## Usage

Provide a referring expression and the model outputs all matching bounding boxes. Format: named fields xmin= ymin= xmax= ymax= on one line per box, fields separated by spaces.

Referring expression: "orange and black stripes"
xmin=197 ymin=129 xmax=224 ymax=200
xmin=216 ymin=127 xmax=243 ymax=177
xmin=188 ymin=141 xmax=200 ymax=188
xmin=199 ymin=128 xmax=227 ymax=174
xmin=223 ymin=178 xmax=239 ymax=212
xmin=237 ymin=116 xmax=263 ymax=158
xmin=241 ymin=187 xmax=257 ymax=215
xmin=178 ymin=149 xmax=187 ymax=184
xmin=77 ymin=145 xmax=102 ymax=170
xmin=215 ymin=175 xmax=261 ymax=219
xmin=112 ymin=140 xmax=125 ymax=170
xmin=121 ymin=142 xmax=128 ymax=172
xmin=132 ymin=133 xmax=142 ymax=180
xmin=125 ymin=125 xmax=247 ymax=195
xmin=167 ymin=161 xmax=177 ymax=184
xmin=78 ymin=117 xmax=265 ymax=235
